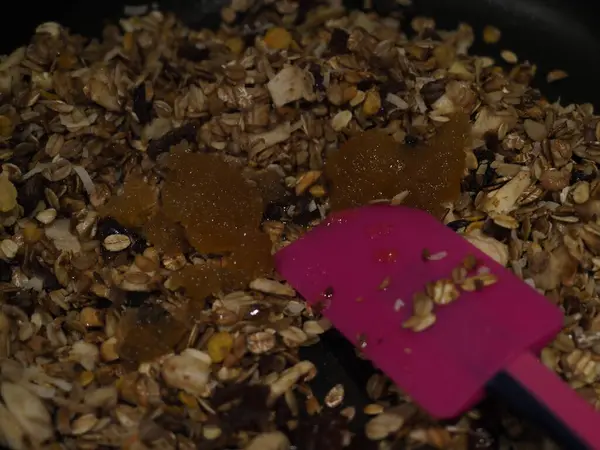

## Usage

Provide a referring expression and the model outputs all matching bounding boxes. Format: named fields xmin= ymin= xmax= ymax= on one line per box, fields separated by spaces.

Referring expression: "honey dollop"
xmin=117 ymin=304 xmax=188 ymax=364
xmin=103 ymin=150 xmax=274 ymax=363
xmin=161 ymin=151 xmax=265 ymax=254
xmin=100 ymin=176 xmax=158 ymax=228
xmin=324 ymin=114 xmax=471 ymax=217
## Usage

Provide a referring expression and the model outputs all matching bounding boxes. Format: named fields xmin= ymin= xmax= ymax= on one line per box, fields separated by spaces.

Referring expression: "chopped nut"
xmin=80 ymin=307 xmax=103 ymax=328
xmin=267 ymin=66 xmax=315 ymax=107
xmin=100 ymin=337 xmax=119 ymax=362
xmin=247 ymin=331 xmax=276 ymax=354
xmin=325 ymin=384 xmax=345 ymax=408
xmin=161 ymin=350 xmax=211 ymax=396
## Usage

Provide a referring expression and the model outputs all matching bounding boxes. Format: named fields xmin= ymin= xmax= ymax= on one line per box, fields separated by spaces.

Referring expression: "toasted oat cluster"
xmin=0 ymin=0 xmax=594 ymax=448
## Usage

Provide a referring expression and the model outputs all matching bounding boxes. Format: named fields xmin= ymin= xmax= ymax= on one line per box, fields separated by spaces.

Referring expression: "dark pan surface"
xmin=5 ymin=0 xmax=600 ymax=106
xmin=2 ymin=0 xmax=599 ymax=448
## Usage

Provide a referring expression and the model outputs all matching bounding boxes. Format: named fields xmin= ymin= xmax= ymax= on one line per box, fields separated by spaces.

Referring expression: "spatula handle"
xmin=489 ymin=352 xmax=600 ymax=449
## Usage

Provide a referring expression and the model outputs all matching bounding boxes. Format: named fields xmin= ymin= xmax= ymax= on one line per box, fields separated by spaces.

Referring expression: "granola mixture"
xmin=0 ymin=0 xmax=596 ymax=449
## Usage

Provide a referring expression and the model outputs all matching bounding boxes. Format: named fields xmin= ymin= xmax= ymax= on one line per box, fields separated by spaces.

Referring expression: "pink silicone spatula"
xmin=275 ymin=204 xmax=600 ymax=449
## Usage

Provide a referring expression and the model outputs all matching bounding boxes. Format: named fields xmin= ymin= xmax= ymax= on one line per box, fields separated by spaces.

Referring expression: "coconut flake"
xmin=72 ymin=165 xmax=97 ymax=196
xmin=385 ymin=93 xmax=409 ymax=110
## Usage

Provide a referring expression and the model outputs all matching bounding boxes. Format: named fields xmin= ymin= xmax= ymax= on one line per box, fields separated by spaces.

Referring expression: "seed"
xmin=103 ymin=234 xmax=131 ymax=252
xmin=207 ymin=331 xmax=234 ymax=363
xmin=79 ymin=371 xmax=95 ymax=387
xmin=279 ymin=327 xmax=308 ymax=347
xmin=363 ymin=90 xmax=381 ymax=116
xmin=451 ymin=266 xmax=468 ymax=284
xmin=461 ymin=273 xmax=499 ymax=292
xmin=500 ymin=50 xmax=518 ymax=64
xmin=350 ymin=90 xmax=366 ymax=107
xmin=203 ymin=424 xmax=222 ymax=440
xmin=0 ymin=239 xmax=18 ymax=259
xmin=340 ymin=406 xmax=356 ymax=421
xmin=572 ymin=182 xmax=590 ymax=205
xmin=364 ymin=403 xmax=384 ymax=415
xmin=365 ymin=412 xmax=405 ymax=440
xmin=325 ymin=384 xmax=345 ymax=408
xmin=379 ymin=276 xmax=391 ymax=290
xmin=71 ymin=413 xmax=98 ymax=435
xmin=36 ymin=208 xmax=57 ymax=224
xmin=246 ymin=432 xmax=290 ymax=450
xmin=303 ymin=320 xmax=325 ymax=336
xmin=0 ymin=175 xmax=17 ymax=213
xmin=492 ymin=214 xmax=519 ymax=229
xmin=294 ymin=171 xmax=322 ymax=196
xmin=547 ymin=69 xmax=568 ymax=83
xmin=524 ymin=119 xmax=548 ymax=142
xmin=247 ymin=331 xmax=276 ymax=354
xmin=413 ymin=292 xmax=434 ymax=316
xmin=413 ymin=313 xmax=436 ymax=332
xmin=331 ymin=110 xmax=352 ymax=131
xmin=134 ymin=254 xmax=158 ymax=272
xmin=404 ymin=313 xmax=437 ymax=332
xmin=309 ymin=185 xmax=326 ymax=197
xmin=366 ymin=374 xmax=386 ymax=400
xmin=483 ymin=25 xmax=501 ymax=44
xmin=463 ymin=254 xmax=478 ymax=270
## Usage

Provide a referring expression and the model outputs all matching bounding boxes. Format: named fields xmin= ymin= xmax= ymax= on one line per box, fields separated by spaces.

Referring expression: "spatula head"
xmin=275 ymin=205 xmax=563 ymax=418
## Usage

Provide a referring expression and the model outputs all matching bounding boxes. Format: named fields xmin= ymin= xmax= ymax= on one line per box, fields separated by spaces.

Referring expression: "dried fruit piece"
xmin=0 ymin=116 xmax=14 ymax=138
xmin=0 ymin=174 xmax=18 ymax=212
xmin=264 ymin=27 xmax=293 ymax=50
xmin=99 ymin=175 xmax=158 ymax=228
xmin=325 ymin=114 xmax=471 ymax=217
xmin=482 ymin=25 xmax=501 ymax=44
xmin=206 ymin=331 xmax=234 ymax=363
xmin=363 ymin=90 xmax=382 ymax=116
